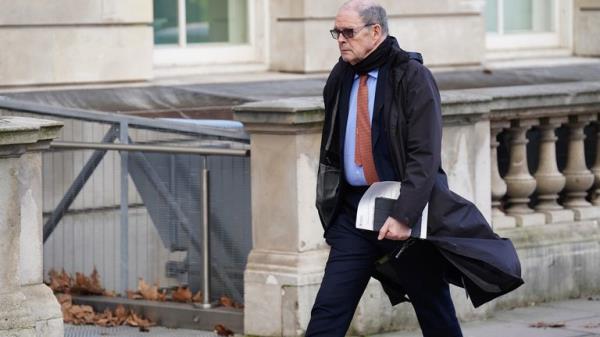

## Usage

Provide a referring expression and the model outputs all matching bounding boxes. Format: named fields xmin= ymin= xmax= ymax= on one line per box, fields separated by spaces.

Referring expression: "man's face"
xmin=334 ymin=9 xmax=379 ymax=65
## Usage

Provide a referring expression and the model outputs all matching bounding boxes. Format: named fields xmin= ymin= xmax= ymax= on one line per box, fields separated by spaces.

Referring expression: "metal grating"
xmin=65 ymin=324 xmax=220 ymax=337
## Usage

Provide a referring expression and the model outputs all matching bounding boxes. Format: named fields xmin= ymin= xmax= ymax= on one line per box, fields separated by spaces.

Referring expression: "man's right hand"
xmin=378 ymin=216 xmax=411 ymax=241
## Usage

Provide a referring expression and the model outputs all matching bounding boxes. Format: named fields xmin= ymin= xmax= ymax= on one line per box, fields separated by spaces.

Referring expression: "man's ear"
xmin=372 ymin=24 xmax=382 ymax=41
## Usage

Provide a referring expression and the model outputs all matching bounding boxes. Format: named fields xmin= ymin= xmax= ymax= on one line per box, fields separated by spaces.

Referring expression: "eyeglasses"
xmin=329 ymin=23 xmax=375 ymax=40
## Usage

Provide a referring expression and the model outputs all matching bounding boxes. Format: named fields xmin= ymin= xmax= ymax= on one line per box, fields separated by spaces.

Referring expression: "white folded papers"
xmin=355 ymin=181 xmax=428 ymax=239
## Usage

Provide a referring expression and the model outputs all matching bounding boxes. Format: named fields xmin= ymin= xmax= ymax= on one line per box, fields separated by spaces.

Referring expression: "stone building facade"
xmin=1 ymin=0 xmax=599 ymax=87
xmin=1 ymin=1 xmax=600 ymax=336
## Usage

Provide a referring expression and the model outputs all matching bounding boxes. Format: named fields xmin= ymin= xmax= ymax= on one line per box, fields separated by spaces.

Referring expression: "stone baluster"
xmin=562 ymin=114 xmax=599 ymax=220
xmin=533 ymin=117 xmax=574 ymax=223
xmin=490 ymin=121 xmax=516 ymax=228
xmin=590 ymin=115 xmax=600 ymax=205
xmin=503 ymin=119 xmax=545 ymax=226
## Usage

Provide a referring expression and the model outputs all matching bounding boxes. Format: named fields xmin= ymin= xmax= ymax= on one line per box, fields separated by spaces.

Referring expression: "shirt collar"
xmin=354 ymin=69 xmax=379 ymax=80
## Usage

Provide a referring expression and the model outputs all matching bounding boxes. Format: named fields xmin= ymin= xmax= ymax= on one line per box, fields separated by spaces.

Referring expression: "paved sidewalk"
xmin=64 ymin=296 xmax=600 ymax=337
xmin=372 ymin=297 xmax=600 ymax=337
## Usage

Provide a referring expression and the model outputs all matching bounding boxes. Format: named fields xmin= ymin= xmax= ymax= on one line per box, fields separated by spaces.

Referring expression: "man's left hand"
xmin=378 ymin=217 xmax=411 ymax=241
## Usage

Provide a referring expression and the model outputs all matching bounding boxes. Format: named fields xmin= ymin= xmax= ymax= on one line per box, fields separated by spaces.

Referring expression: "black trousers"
xmin=305 ymin=205 xmax=463 ymax=337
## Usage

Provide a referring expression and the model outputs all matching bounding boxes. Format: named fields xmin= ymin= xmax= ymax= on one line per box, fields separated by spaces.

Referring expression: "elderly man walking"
xmin=311 ymin=1 xmax=523 ymax=336
xmin=309 ymin=1 xmax=462 ymax=336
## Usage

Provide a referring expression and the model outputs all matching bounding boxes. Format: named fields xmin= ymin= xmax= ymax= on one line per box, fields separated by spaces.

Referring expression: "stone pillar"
xmin=574 ymin=0 xmax=600 ymax=57
xmin=490 ymin=121 xmax=516 ymax=228
xmin=503 ymin=119 xmax=545 ymax=226
xmin=233 ymin=98 xmax=328 ymax=337
xmin=562 ymin=114 xmax=599 ymax=220
xmin=533 ymin=117 xmax=574 ymax=223
xmin=0 ymin=117 xmax=62 ymax=337
xmin=0 ymin=118 xmax=55 ymax=336
xmin=16 ymin=118 xmax=64 ymax=337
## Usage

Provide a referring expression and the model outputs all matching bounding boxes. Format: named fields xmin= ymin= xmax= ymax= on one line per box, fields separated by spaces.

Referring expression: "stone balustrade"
xmin=486 ymin=82 xmax=600 ymax=227
xmin=233 ymin=81 xmax=600 ymax=337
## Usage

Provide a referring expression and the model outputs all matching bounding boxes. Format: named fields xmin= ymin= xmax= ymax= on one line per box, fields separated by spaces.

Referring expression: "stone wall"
xmin=0 ymin=0 xmax=153 ymax=86
xmin=268 ymin=0 xmax=485 ymax=72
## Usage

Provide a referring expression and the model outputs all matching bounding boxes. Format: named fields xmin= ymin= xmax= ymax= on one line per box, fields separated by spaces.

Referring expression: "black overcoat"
xmin=315 ymin=45 xmax=524 ymax=308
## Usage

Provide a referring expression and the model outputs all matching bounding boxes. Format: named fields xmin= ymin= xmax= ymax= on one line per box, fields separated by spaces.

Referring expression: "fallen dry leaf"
xmin=103 ymin=290 xmax=118 ymax=297
xmin=90 ymin=268 xmax=103 ymax=292
xmin=95 ymin=308 xmax=116 ymax=327
xmin=192 ymin=290 xmax=203 ymax=303
xmin=69 ymin=304 xmax=96 ymax=324
xmin=219 ymin=295 xmax=243 ymax=309
xmin=157 ymin=289 xmax=167 ymax=302
xmin=125 ymin=312 xmax=141 ymax=327
xmin=172 ymin=286 xmax=193 ymax=303
xmin=127 ymin=290 xmax=143 ymax=300
xmin=529 ymin=321 xmax=566 ymax=328
xmin=72 ymin=269 xmax=104 ymax=295
xmin=214 ymin=323 xmax=234 ymax=336
xmin=114 ymin=304 xmax=129 ymax=325
xmin=48 ymin=269 xmax=72 ymax=293
xmin=56 ymin=293 xmax=72 ymax=307
xmin=138 ymin=278 xmax=159 ymax=301
xmin=219 ymin=295 xmax=234 ymax=307
xmin=62 ymin=306 xmax=74 ymax=324
xmin=125 ymin=311 xmax=155 ymax=329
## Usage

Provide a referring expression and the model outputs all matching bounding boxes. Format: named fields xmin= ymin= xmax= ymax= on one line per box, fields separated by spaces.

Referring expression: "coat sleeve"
xmin=390 ymin=62 xmax=442 ymax=228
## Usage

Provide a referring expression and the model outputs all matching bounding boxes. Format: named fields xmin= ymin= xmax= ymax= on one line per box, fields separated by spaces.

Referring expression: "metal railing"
xmin=0 ymin=96 xmax=251 ymax=305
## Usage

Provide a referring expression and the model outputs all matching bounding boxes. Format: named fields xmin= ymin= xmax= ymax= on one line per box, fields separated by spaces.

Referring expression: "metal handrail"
xmin=0 ymin=96 xmax=249 ymax=140
xmin=50 ymin=140 xmax=250 ymax=156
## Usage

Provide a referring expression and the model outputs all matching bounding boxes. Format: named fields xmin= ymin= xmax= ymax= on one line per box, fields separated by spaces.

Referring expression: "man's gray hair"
xmin=341 ymin=1 xmax=389 ymax=35
xmin=359 ymin=4 xmax=388 ymax=35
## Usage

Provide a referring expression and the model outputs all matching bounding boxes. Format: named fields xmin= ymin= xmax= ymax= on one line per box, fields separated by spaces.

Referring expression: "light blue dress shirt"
xmin=344 ymin=69 xmax=379 ymax=186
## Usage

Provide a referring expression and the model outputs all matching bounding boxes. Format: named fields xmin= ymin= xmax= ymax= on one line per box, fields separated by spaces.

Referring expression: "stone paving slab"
xmin=493 ymin=304 xmax=599 ymax=324
xmin=373 ymin=321 xmax=594 ymax=337
xmin=370 ymin=297 xmax=600 ymax=337
xmin=562 ymin=317 xmax=600 ymax=335
xmin=542 ymin=298 xmax=600 ymax=315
